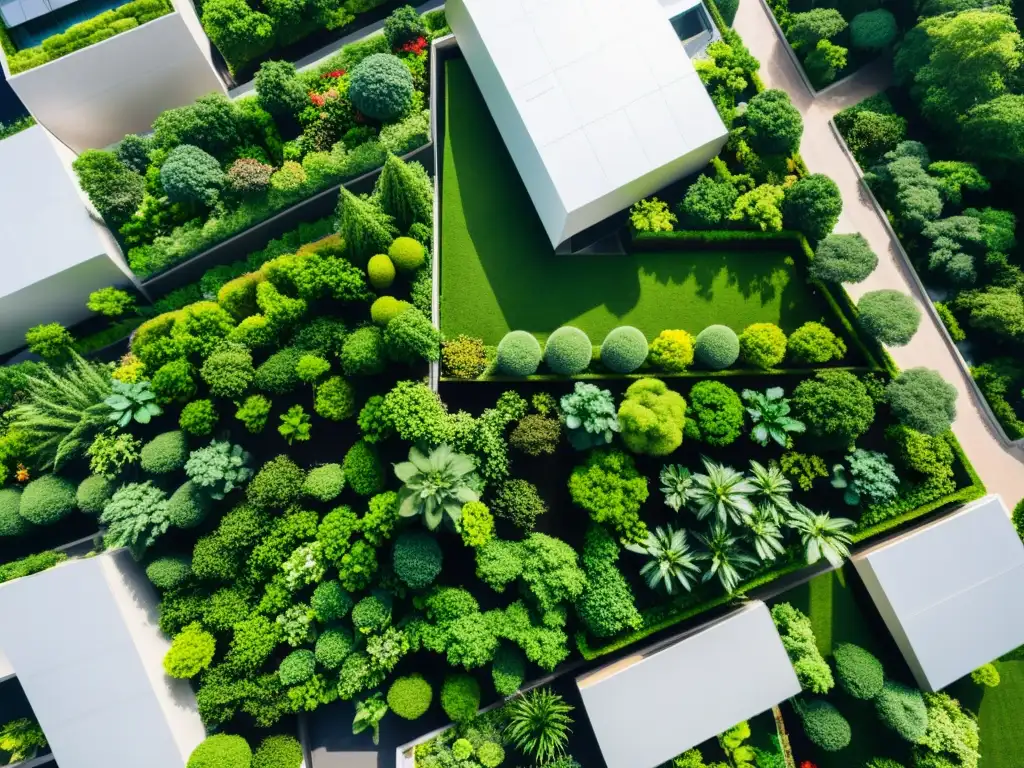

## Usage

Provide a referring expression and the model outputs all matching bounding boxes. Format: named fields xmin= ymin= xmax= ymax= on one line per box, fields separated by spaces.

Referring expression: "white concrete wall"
xmin=1 ymin=0 xmax=225 ymax=152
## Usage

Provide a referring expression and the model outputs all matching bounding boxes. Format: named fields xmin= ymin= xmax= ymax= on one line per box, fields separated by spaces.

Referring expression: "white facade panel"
xmin=447 ymin=0 xmax=728 ymax=246
xmin=853 ymin=495 xmax=1024 ymax=691
xmin=577 ymin=602 xmax=800 ymax=768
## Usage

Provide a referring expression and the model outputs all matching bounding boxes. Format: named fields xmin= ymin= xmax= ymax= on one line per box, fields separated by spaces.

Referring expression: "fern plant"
xmin=278 ymin=405 xmax=312 ymax=444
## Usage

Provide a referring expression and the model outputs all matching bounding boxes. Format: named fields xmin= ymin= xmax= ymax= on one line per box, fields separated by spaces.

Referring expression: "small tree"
xmin=254 ymin=60 xmax=306 ymax=119
xmin=745 ymin=89 xmax=803 ymax=156
xmin=375 ymin=153 xmax=432 ymax=232
xmin=338 ymin=187 xmax=398 ymax=265
xmin=886 ymin=368 xmax=957 ymax=435
xmin=812 ymin=234 xmax=878 ymax=283
xmin=783 ymin=173 xmax=842 ymax=241
xmin=789 ymin=8 xmax=847 ymax=49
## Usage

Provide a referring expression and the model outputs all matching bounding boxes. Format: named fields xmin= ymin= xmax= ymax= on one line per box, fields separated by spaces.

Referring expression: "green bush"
xmin=146 ymin=556 xmax=191 ymax=590
xmin=19 ymin=475 xmax=76 ymax=525
xmin=279 ymin=649 xmax=316 ymax=685
xmin=384 ymin=306 xmax=441 ymax=363
xmin=367 ymin=254 xmax=396 ymax=289
xmin=441 ymin=674 xmax=481 ymax=723
xmin=187 ymin=734 xmax=252 ymax=768
xmin=167 ymin=481 xmax=210 ymax=529
xmin=812 ymin=233 xmax=878 ymax=284
xmin=850 ymin=9 xmax=897 ymax=50
xmin=694 ymin=325 xmax=740 ymax=369
xmin=477 ymin=742 xmax=505 ymax=768
xmin=793 ymin=370 xmax=874 ymax=447
xmin=600 ymin=326 xmax=648 ymax=373
xmin=686 ymin=381 xmax=743 ymax=446
xmin=886 ymin=368 xmax=957 ymax=435
xmin=152 ymin=359 xmax=197 ymax=404
xmin=772 ymin=603 xmax=834 ymax=694
xmin=833 ymin=643 xmax=885 ymax=699
xmin=442 ymin=335 xmax=488 ymax=379
xmin=783 ymin=174 xmax=842 ymax=242
xmin=76 ymin=474 xmax=114 ymax=516
xmin=348 ymin=54 xmax=415 ymax=122
xmin=87 ymin=287 xmax=136 ymax=318
xmin=254 ymin=60 xmax=305 ymax=119
xmin=875 ymin=681 xmax=928 ymax=742
xmin=341 ymin=326 xmax=387 ymax=376
xmin=384 ymin=4 xmax=426 ymax=47
xmin=247 ymin=455 xmax=304 ymax=510
xmin=388 ymin=236 xmax=426 ymax=271
xmin=858 ymin=290 xmax=921 ymax=346
xmin=315 ymin=627 xmax=354 ymax=669
xmin=371 ymin=296 xmax=409 ymax=326
xmin=255 ymin=347 xmax=304 ymax=394
xmin=388 ymin=674 xmax=433 ymax=720
xmin=303 ymin=464 xmax=345 ymax=501
xmin=493 ymin=479 xmax=547 ymax=531
xmin=311 ymin=580 xmax=353 ymax=623
xmin=0 ymin=551 xmax=66 ymax=584
xmin=343 ymin=440 xmax=384 ymax=496
xmin=497 ymin=331 xmax=543 ymax=376
xmin=314 ymin=377 xmax=356 ymax=421
xmin=544 ymin=326 xmax=593 ymax=375
xmin=393 ymin=531 xmax=443 ymax=589
xmin=72 ymin=150 xmax=145 ymax=227
xmin=164 ymin=623 xmax=216 ymax=679
xmin=251 ymin=735 xmax=302 ymax=768
xmin=972 ymin=663 xmax=1001 ymax=687
xmin=178 ymin=399 xmax=218 ymax=436
xmin=738 ymin=323 xmax=787 ymax=368
xmin=649 ymin=329 xmax=695 ymax=372
xmin=140 ymin=431 xmax=189 ymax=474
xmin=492 ymin=644 xmax=525 ymax=695
xmin=236 ymin=394 xmax=272 ymax=433
xmin=745 ymin=89 xmax=803 ymax=156
xmin=0 ymin=489 xmax=28 ymax=537
xmin=26 ymin=323 xmax=74 ymax=360
xmin=619 ymin=378 xmax=687 ymax=455
xmin=161 ymin=145 xmax=224 ymax=207
xmin=799 ymin=699 xmax=851 ymax=752
xmin=788 ymin=321 xmax=846 ymax=364
xmin=201 ymin=344 xmax=255 ymax=398
xmin=568 ymin=450 xmax=649 ymax=544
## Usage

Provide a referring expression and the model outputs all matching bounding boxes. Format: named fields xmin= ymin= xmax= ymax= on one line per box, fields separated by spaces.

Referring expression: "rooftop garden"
xmin=0 ymin=115 xmax=33 ymax=142
xmin=72 ymin=5 xmax=446 ymax=281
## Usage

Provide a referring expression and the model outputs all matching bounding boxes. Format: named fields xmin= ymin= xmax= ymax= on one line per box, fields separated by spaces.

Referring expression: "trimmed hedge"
xmin=496 ymin=331 xmax=542 ymax=377
xmin=544 ymin=326 xmax=593 ymax=375
xmin=19 ymin=475 xmax=77 ymax=526
xmin=694 ymin=325 xmax=740 ymax=370
xmin=833 ymin=643 xmax=884 ymax=699
xmin=799 ymin=699 xmax=851 ymax=752
xmin=600 ymin=326 xmax=649 ymax=373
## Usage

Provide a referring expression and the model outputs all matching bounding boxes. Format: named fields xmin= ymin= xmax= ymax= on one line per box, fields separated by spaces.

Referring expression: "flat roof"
xmin=447 ymin=0 xmax=727 ymax=245
xmin=577 ymin=602 xmax=800 ymax=768
xmin=854 ymin=495 xmax=1024 ymax=691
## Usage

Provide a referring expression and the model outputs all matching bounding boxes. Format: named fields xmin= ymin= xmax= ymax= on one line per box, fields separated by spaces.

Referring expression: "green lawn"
xmin=945 ymin=653 xmax=1024 ymax=768
xmin=441 ymin=58 xmax=828 ymax=346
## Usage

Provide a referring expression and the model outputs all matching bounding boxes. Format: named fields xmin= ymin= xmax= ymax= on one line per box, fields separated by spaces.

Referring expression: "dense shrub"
xmin=341 ymin=326 xmax=387 ymax=376
xmin=492 ymin=644 xmax=525 ymax=695
xmin=164 ymin=623 xmax=215 ymax=678
xmin=393 ymin=531 xmax=443 ymax=589
xmin=685 ymin=381 xmax=743 ymax=446
xmin=788 ymin=321 xmax=846 ymax=364
xmin=315 ymin=628 xmax=354 ymax=669
xmin=793 ymin=370 xmax=874 ymax=446
xmin=799 ymin=699 xmax=851 ymax=752
xmin=0 ymin=489 xmax=27 ymax=537
xmin=576 ymin=525 xmax=641 ymax=638
xmin=493 ymin=479 xmax=547 ymax=531
xmin=600 ymin=327 xmax=648 ymax=373
xmin=497 ymin=331 xmax=543 ymax=376
xmin=201 ymin=344 xmax=255 ymax=398
xmin=834 ymin=643 xmax=885 ymax=699
xmin=510 ymin=414 xmax=561 ymax=457
xmin=167 ymin=481 xmax=210 ymax=529
xmin=226 ymin=158 xmax=274 ymax=198
xmin=161 ymin=145 xmax=224 ymax=207
xmin=255 ymin=347 xmax=304 ymax=394
xmin=343 ymin=440 xmax=384 ymax=496
xmin=649 ymin=329 xmax=694 ymax=372
xmin=972 ymin=663 xmax=1000 ymax=687
xmin=72 ymin=150 xmax=145 ymax=226
xmin=252 ymin=735 xmax=302 ymax=768
xmin=387 ymin=674 xmax=432 ymax=719
xmin=314 ymin=377 xmax=356 ymax=421
xmin=254 ymin=60 xmax=305 ymax=119
xmin=371 ymin=296 xmax=409 ymax=326
xmin=76 ymin=474 xmax=113 ymax=515
xmin=568 ymin=450 xmax=649 ymax=544
xmin=146 ymin=556 xmax=191 ymax=590
xmin=745 ymin=89 xmax=803 ymax=156
xmin=180 ymin=400 xmax=218 ymax=436
xmin=850 ymin=9 xmax=897 ymax=50
xmin=812 ymin=234 xmax=878 ymax=284
xmin=247 ymin=455 xmax=304 ymax=510
xmin=694 ymin=325 xmax=740 ymax=369
xmin=152 ymin=359 xmax=197 ymax=404
xmin=87 ymin=287 xmax=136 ymax=318
xmin=441 ymin=675 xmax=481 ymax=723
xmin=302 ymin=464 xmax=345 ymax=501
xmin=236 ymin=395 xmax=272 ymax=433
xmin=384 ymin=306 xmax=441 ymax=363
xmin=25 ymin=323 xmax=74 ymax=361
xmin=617 ymin=378 xmax=687 ymax=455
xmin=858 ymin=290 xmax=921 ymax=346
xmin=442 ymin=335 xmax=488 ymax=379
xmin=279 ymin=649 xmax=316 ymax=685
xmin=783 ymin=174 xmax=842 ymax=241
xmin=772 ymin=603 xmax=834 ymax=694
xmin=679 ymin=174 xmax=739 ymax=227
xmin=19 ymin=475 xmax=76 ymax=525
xmin=544 ymin=327 xmax=593 ymax=375
xmin=140 ymin=431 xmax=189 ymax=474
xmin=349 ymin=54 xmax=415 ymax=122
xmin=875 ymin=681 xmax=928 ymax=742
xmin=389 ymin=237 xmax=426 ymax=271
xmin=312 ymin=580 xmax=353 ymax=623
xmin=738 ymin=323 xmax=787 ymax=368
xmin=187 ymin=734 xmax=251 ymax=768
xmin=886 ymin=368 xmax=957 ymax=435
xmin=384 ymin=4 xmax=426 ymax=47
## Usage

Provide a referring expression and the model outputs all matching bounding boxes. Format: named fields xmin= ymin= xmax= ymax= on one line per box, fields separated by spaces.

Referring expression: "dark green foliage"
xmin=140 ymin=431 xmax=189 ymax=474
xmin=278 ymin=649 xmax=316 ymax=686
xmin=793 ymin=370 xmax=874 ymax=447
xmin=147 ymin=556 xmax=192 ymax=590
xmin=311 ymin=580 xmax=353 ymax=623
xmin=161 ymin=145 xmax=224 ymax=206
xmin=441 ymin=675 xmax=480 ymax=723
xmin=492 ymin=644 xmax=526 ymax=695
xmin=75 ymin=474 xmax=114 ymax=515
xmin=851 ymin=9 xmax=897 ymax=50
xmin=745 ymin=89 xmax=803 ymax=156
xmin=694 ymin=325 xmax=740 ymax=369
xmin=772 ymin=603 xmax=834 ymax=694
xmin=387 ymin=674 xmax=432 ymax=720
xmin=255 ymin=347 xmax=304 ymax=394
xmin=348 ymin=53 xmax=415 ymax=122
xmin=575 ymin=525 xmax=641 ymax=638
xmin=19 ymin=475 xmax=76 ymax=525
xmin=152 ymin=359 xmax=197 ymax=404
xmin=492 ymin=479 xmax=547 ymax=531
xmin=315 ymin=628 xmax=354 ymax=669
xmin=783 ymin=174 xmax=842 ymax=241
xmin=375 ymin=154 xmax=432 ymax=231
xmin=686 ymin=381 xmax=743 ymax=446
xmin=600 ymin=326 xmax=649 ymax=373
xmin=679 ymin=174 xmax=739 ymax=228
xmin=247 ymin=455 xmax=304 ymax=510
xmin=116 ymin=134 xmax=152 ymax=174
xmin=167 ymin=481 xmax=210 ymax=529
xmin=72 ymin=150 xmax=145 ymax=226
xmin=789 ymin=7 xmax=847 ymax=48
xmin=858 ymin=290 xmax=921 ymax=346
xmin=875 ymin=681 xmax=928 ymax=742
xmin=254 ymin=60 xmax=306 ymax=119
xmin=886 ymin=368 xmax=957 ymax=435
xmin=835 ymin=95 xmax=907 ymax=165
xmin=544 ymin=326 xmax=592 ymax=375
xmin=383 ymin=4 xmax=426 ymax=47
xmin=343 ymin=439 xmax=384 ymax=496
xmin=812 ymin=234 xmax=877 ymax=284
xmin=152 ymin=93 xmax=241 ymax=156
xmin=798 ymin=699 xmax=851 ymax=752
xmin=291 ymin=317 xmax=348 ymax=356
xmin=393 ymin=531 xmax=443 ymax=589
xmin=338 ymin=187 xmax=397 ymax=266
xmin=497 ymin=331 xmax=543 ymax=376
xmin=834 ymin=643 xmax=885 ymax=699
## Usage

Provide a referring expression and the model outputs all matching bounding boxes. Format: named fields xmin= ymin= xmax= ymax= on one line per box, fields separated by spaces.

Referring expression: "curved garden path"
xmin=734 ymin=0 xmax=1024 ymax=506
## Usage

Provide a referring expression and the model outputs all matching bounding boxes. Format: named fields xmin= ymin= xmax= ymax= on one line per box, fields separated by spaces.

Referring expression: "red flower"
xmin=399 ymin=36 xmax=428 ymax=55
xmin=309 ymin=92 xmax=326 ymax=107
xmin=321 ymin=69 xmax=345 ymax=78
xmin=800 ymin=762 xmax=818 ymax=768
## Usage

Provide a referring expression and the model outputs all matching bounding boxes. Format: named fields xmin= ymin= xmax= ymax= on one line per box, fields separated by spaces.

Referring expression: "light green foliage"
xmin=793 ymin=370 xmax=874 ymax=447
xmin=629 ymin=197 xmax=676 ymax=232
xmin=101 ymin=481 xmax=170 ymax=556
xmin=295 ymin=354 xmax=330 ymax=383
xmin=371 ymin=296 xmax=408 ymax=326
xmin=152 ymin=359 xmax=197 ymax=404
xmin=0 ymin=489 xmax=27 ymax=537
xmin=20 ymin=475 xmax=77 ymax=526
xmin=179 ymin=400 xmax=218 ymax=436
xmin=544 ymin=326 xmax=593 ymax=375
xmin=314 ymin=377 xmax=356 ymax=421
xmin=87 ymin=430 xmax=141 ymax=478
xmin=459 ymin=500 xmax=494 ymax=547
xmin=492 ymin=644 xmax=526 ymax=695
xmin=517 ymin=533 xmax=587 ymax=611
xmin=317 ymin=506 xmax=360 ymax=563
xmin=252 ymin=735 xmax=303 ymax=768
xmin=276 ymin=603 xmax=315 ymax=647
xmin=916 ymin=692 xmax=979 ymax=767
xmin=384 ymin=306 xmax=441 ymax=363
xmin=393 ymin=531 xmax=443 ymax=589
xmin=738 ymin=323 xmax=787 ymax=369
xmin=441 ymin=675 xmax=480 ymax=724
xmin=441 ymin=335 xmax=488 ymax=379
xmin=146 ymin=556 xmax=191 ymax=590
xmin=185 ymin=440 xmax=253 ymax=499
xmin=695 ymin=325 xmax=740 ymax=370
xmin=87 ymin=287 xmax=136 ymax=317
xmin=26 ymin=323 xmax=74 ymax=360
xmin=600 ymin=326 xmax=649 ymax=373
xmin=476 ymin=539 xmax=524 ymax=592
xmin=389 ymin=236 xmax=427 ymax=272
xmin=496 ymin=331 xmax=543 ymax=376
xmin=504 ymin=688 xmax=574 ymax=763
xmin=686 ymin=381 xmax=744 ymax=447
xmin=140 ymin=431 xmax=189 ymax=474
xmin=201 ymin=344 xmax=255 ymax=398
xmin=935 ymin=302 xmax=965 ymax=342
xmin=875 ymin=681 xmax=929 ymax=743
xmin=797 ymin=699 xmax=851 ymax=752
xmin=886 ymin=368 xmax=957 ymax=435
xmin=971 ymin=663 xmax=1000 ymax=687
xmin=788 ymin=321 xmax=846 ymax=364
xmin=315 ymin=628 xmax=354 ymax=669
xmin=247 ymin=455 xmax=304 ymax=510
xmin=771 ymin=603 xmax=834 ymax=694
xmin=395 ymin=444 xmax=478 ymax=529
xmin=367 ymin=255 xmax=396 ymax=290
xmin=281 ymin=542 xmax=326 ymax=591
xmin=834 ymin=643 xmax=885 ymax=699
xmin=278 ymin=405 xmax=312 ymax=444
xmin=560 ymin=382 xmax=619 ymax=451
xmin=164 ymin=623 xmax=215 ymax=678
xmin=344 ymin=439 xmax=385 ymax=496
xmin=576 ymin=524 xmax=642 ymax=638
xmin=338 ymin=187 xmax=399 ymax=267
xmin=730 ymin=184 xmax=785 ymax=231
xmin=338 ymin=540 xmax=378 ymax=592
xmin=0 ymin=717 xmax=47 ymax=763
xmin=618 ymin=378 xmax=687 ymax=456
xmin=341 ymin=326 xmax=387 ymax=376
xmin=279 ymin=649 xmax=316 ymax=686
xmin=187 ymin=734 xmax=252 ymax=768
xmin=303 ymin=464 xmax=345 ymax=501
xmin=805 ymin=39 xmax=848 ymax=86
xmin=649 ymin=329 xmax=695 ymax=372
xmin=387 ymin=674 xmax=433 ymax=720
xmin=568 ymin=449 xmax=649 ymax=544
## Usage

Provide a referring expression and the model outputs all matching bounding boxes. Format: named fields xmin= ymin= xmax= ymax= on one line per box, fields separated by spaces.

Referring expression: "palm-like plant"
xmin=744 ymin=505 xmax=787 ymax=562
xmin=694 ymin=522 xmax=759 ymax=593
xmin=625 ymin=525 xmax=702 ymax=594
xmin=788 ymin=504 xmax=855 ymax=567
xmin=690 ymin=458 xmax=756 ymax=526
xmin=504 ymin=688 xmax=574 ymax=764
xmin=659 ymin=464 xmax=697 ymax=512
xmin=395 ymin=444 xmax=480 ymax=531
xmin=742 ymin=387 xmax=806 ymax=447
xmin=748 ymin=460 xmax=794 ymax=520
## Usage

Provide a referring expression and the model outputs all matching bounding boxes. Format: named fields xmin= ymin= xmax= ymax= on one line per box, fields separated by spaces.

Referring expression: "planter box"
xmin=0 ymin=125 xmax=144 ymax=354
xmin=0 ymin=0 xmax=226 ymax=153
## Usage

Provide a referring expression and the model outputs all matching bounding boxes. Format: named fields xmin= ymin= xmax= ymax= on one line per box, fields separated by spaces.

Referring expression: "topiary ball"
xmin=440 ymin=674 xmax=481 ymax=723
xmin=544 ymin=326 xmax=593 ymax=375
xmin=477 ymin=742 xmax=505 ymax=768
xmin=348 ymin=53 xmax=415 ymax=123
xmin=302 ymin=464 xmax=345 ymax=502
xmin=0 ymin=488 xmax=28 ymax=537
xmin=738 ymin=322 xmax=787 ymax=369
xmin=833 ymin=643 xmax=884 ymax=700
xmin=315 ymin=627 xmax=354 ymax=669
xmin=371 ymin=296 xmax=411 ymax=326
xmin=874 ymin=681 xmax=928 ymax=743
xmin=388 ymin=237 xmax=426 ymax=272
xmin=367 ymin=254 xmax=396 ymax=289
xmin=387 ymin=674 xmax=433 ymax=720
xmin=799 ymin=699 xmax=851 ymax=752
xmin=600 ymin=326 xmax=649 ymax=373
xmin=76 ymin=475 xmax=114 ymax=516
xmin=694 ymin=324 xmax=740 ymax=370
xmin=19 ymin=475 xmax=77 ymax=526
xmin=146 ymin=555 xmax=192 ymax=590
xmin=343 ymin=440 xmax=384 ymax=496
xmin=850 ymin=9 xmax=897 ymax=51
xmin=252 ymin=735 xmax=303 ymax=768
xmin=496 ymin=331 xmax=542 ymax=377
xmin=167 ymin=481 xmax=210 ymax=529
xmin=278 ymin=649 xmax=316 ymax=686
xmin=311 ymin=580 xmax=353 ymax=623
xmin=187 ymin=734 xmax=252 ymax=768
xmin=392 ymin=531 xmax=443 ymax=589
xmin=140 ymin=430 xmax=190 ymax=474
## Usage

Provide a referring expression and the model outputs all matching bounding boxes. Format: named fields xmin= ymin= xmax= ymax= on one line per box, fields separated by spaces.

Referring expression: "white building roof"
xmin=577 ymin=602 xmax=800 ymax=768
xmin=853 ymin=495 xmax=1024 ymax=691
xmin=447 ymin=0 xmax=728 ymax=246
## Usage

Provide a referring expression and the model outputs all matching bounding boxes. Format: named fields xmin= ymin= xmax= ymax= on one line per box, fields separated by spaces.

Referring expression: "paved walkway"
xmin=734 ymin=0 xmax=1024 ymax=506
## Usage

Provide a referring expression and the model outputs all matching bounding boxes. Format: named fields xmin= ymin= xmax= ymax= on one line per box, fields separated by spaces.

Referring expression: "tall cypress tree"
xmin=374 ymin=153 xmax=433 ymax=232
xmin=338 ymin=186 xmax=397 ymax=265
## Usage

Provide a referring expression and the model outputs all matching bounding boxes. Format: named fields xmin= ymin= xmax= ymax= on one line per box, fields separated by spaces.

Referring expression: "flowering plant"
xmin=399 ymin=36 xmax=427 ymax=55
xmin=322 ymin=69 xmax=345 ymax=78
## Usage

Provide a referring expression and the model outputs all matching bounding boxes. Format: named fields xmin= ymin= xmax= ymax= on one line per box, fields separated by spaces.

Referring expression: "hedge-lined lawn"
xmin=943 ymin=654 xmax=1024 ymax=768
xmin=441 ymin=58 xmax=827 ymax=345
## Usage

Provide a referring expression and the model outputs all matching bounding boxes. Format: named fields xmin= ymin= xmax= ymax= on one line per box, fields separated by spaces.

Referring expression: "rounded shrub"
xmin=788 ymin=321 xmax=846 ymax=364
xmin=738 ymin=323 xmax=787 ymax=369
xmin=140 ymin=431 xmax=189 ymax=474
xmin=187 ymin=734 xmax=252 ymax=768
xmin=799 ymin=699 xmax=851 ymax=752
xmin=441 ymin=674 xmax=481 ymax=724
xmin=383 ymin=3 xmax=426 ymax=46
xmin=315 ymin=627 xmax=354 ymax=669
xmin=619 ymin=377 xmax=687 ymax=455
xmin=812 ymin=233 xmax=878 ymax=284
xmin=247 ymin=455 xmax=304 ymax=510
xmin=694 ymin=325 xmax=740 ymax=370
xmin=161 ymin=145 xmax=224 ymax=206
xmin=167 ymin=481 xmax=210 ymax=529
xmin=367 ymin=254 xmax=396 ymax=289
xmin=600 ymin=326 xmax=648 ymax=373
xmin=493 ymin=479 xmax=547 ymax=530
xmin=343 ymin=439 xmax=385 ymax=496
xmin=393 ymin=531 xmax=443 ymax=589
xmin=76 ymin=475 xmax=113 ymax=516
xmin=851 ymin=9 xmax=897 ymax=50
xmin=497 ymin=331 xmax=542 ymax=376
xmin=341 ymin=326 xmax=387 ymax=376
xmin=544 ymin=326 xmax=593 ymax=375
xmin=477 ymin=742 xmax=505 ymax=768
xmin=164 ymin=623 xmax=216 ymax=679
xmin=19 ymin=475 xmax=76 ymax=526
xmin=311 ymin=580 xmax=353 ymax=623
xmin=858 ymin=290 xmax=921 ymax=346
xmin=278 ymin=649 xmax=316 ymax=685
xmin=387 ymin=674 xmax=433 ymax=720
xmin=252 ymin=735 xmax=303 ymax=768
xmin=303 ymin=464 xmax=345 ymax=502
xmin=255 ymin=347 xmax=303 ymax=394
xmin=388 ymin=237 xmax=426 ymax=271
xmin=179 ymin=400 xmax=218 ymax=436
xmin=348 ymin=53 xmax=415 ymax=122
xmin=452 ymin=740 xmax=472 ymax=761
xmin=874 ymin=681 xmax=928 ymax=742
xmin=0 ymin=488 xmax=28 ymax=536
xmin=833 ymin=643 xmax=884 ymax=700
xmin=352 ymin=594 xmax=391 ymax=634
xmin=972 ymin=663 xmax=1001 ymax=687
xmin=686 ymin=381 xmax=743 ymax=446
xmin=201 ymin=344 xmax=255 ymax=398
xmin=649 ymin=329 xmax=695 ymax=372
xmin=886 ymin=368 xmax=957 ymax=436
xmin=152 ymin=358 xmax=197 ymax=404
xmin=146 ymin=555 xmax=192 ymax=590
xmin=371 ymin=296 xmax=411 ymax=326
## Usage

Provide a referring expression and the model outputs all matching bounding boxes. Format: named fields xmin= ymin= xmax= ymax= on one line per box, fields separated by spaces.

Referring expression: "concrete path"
xmin=734 ymin=0 xmax=1024 ymax=506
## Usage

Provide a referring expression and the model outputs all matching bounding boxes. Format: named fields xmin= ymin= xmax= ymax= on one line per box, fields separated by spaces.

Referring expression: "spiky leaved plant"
xmin=747 ymin=460 xmax=794 ymax=520
xmin=742 ymin=387 xmax=805 ymax=447
xmin=788 ymin=503 xmax=854 ymax=567
xmin=694 ymin=522 xmax=759 ymax=593
xmin=690 ymin=458 xmax=756 ymax=526
xmin=504 ymin=688 xmax=573 ymax=764
xmin=659 ymin=463 xmax=697 ymax=513
xmin=625 ymin=525 xmax=702 ymax=594
xmin=395 ymin=444 xmax=480 ymax=530
xmin=744 ymin=505 xmax=787 ymax=562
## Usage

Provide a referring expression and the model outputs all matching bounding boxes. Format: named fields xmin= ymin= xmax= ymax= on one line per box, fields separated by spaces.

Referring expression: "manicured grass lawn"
xmin=945 ymin=653 xmax=1024 ymax=768
xmin=441 ymin=58 xmax=828 ymax=346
